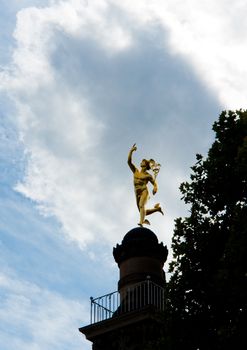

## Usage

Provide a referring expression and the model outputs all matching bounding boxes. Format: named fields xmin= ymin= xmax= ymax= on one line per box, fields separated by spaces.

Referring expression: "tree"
xmin=168 ymin=110 xmax=247 ymax=349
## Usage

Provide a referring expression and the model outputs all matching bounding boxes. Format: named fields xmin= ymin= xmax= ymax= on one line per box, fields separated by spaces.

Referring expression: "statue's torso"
xmin=133 ymin=170 xmax=151 ymax=192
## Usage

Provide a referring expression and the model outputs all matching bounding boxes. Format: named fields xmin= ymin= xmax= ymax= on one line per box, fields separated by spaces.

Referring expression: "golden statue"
xmin=128 ymin=144 xmax=164 ymax=226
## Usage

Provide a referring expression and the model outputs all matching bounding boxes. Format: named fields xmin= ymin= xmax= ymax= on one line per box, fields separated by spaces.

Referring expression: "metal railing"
xmin=90 ymin=278 xmax=165 ymax=324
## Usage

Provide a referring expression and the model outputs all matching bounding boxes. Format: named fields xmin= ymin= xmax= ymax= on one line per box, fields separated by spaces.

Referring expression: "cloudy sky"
xmin=0 ymin=0 xmax=247 ymax=349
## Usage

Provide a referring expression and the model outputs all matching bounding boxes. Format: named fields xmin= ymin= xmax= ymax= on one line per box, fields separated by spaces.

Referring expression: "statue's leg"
xmin=146 ymin=203 xmax=164 ymax=216
xmin=155 ymin=203 xmax=164 ymax=215
xmin=138 ymin=190 xmax=149 ymax=225
xmin=146 ymin=208 xmax=158 ymax=215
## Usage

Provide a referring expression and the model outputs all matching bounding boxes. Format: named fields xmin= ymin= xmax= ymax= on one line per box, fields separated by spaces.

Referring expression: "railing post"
xmin=90 ymin=297 xmax=93 ymax=324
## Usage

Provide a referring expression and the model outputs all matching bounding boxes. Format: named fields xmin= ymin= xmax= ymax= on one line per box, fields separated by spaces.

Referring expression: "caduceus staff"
xmin=127 ymin=144 xmax=164 ymax=227
xmin=149 ymin=159 xmax=161 ymax=180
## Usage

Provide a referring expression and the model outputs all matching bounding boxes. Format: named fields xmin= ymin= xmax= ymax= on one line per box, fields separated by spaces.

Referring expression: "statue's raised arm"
xmin=128 ymin=144 xmax=164 ymax=227
xmin=128 ymin=143 xmax=137 ymax=173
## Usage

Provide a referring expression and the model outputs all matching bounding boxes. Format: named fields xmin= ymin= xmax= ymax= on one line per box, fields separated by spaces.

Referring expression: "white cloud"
xmin=1 ymin=0 xmax=133 ymax=92
xmin=115 ymin=0 xmax=247 ymax=108
xmin=0 ymin=0 xmax=137 ymax=248
xmin=0 ymin=271 xmax=90 ymax=350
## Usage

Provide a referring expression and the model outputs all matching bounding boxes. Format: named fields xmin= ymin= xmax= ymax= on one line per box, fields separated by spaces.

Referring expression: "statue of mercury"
xmin=128 ymin=143 xmax=164 ymax=226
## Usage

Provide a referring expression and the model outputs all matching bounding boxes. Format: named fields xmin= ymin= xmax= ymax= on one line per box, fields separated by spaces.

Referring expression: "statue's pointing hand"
xmin=131 ymin=143 xmax=137 ymax=152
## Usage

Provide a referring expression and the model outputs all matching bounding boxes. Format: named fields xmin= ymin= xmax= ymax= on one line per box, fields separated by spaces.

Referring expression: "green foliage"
xmin=167 ymin=110 xmax=247 ymax=349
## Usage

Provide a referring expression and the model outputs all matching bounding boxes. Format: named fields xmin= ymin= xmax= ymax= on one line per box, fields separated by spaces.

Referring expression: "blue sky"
xmin=1 ymin=1 xmax=247 ymax=349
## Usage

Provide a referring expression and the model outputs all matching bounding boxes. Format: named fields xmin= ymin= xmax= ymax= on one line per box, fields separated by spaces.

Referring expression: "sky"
xmin=0 ymin=0 xmax=247 ymax=349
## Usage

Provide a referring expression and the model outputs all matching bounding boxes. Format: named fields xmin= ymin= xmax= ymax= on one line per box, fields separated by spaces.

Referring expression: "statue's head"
xmin=140 ymin=159 xmax=151 ymax=170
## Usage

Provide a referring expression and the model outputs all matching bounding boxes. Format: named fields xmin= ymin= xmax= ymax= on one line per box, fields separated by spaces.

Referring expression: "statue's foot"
xmin=143 ymin=219 xmax=150 ymax=225
xmin=154 ymin=203 xmax=164 ymax=215
xmin=138 ymin=222 xmax=143 ymax=227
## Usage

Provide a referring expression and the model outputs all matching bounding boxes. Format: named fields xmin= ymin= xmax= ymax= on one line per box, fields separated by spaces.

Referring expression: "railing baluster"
xmin=127 ymin=288 xmax=130 ymax=312
xmin=96 ymin=303 xmax=98 ymax=322
xmin=100 ymin=298 xmax=102 ymax=321
xmin=144 ymin=281 xmax=146 ymax=307
xmin=113 ymin=293 xmax=115 ymax=314
xmin=155 ymin=285 xmax=157 ymax=307
xmin=105 ymin=296 xmax=107 ymax=319
xmin=93 ymin=302 xmax=95 ymax=323
xmin=138 ymin=284 xmax=140 ymax=309
xmin=132 ymin=287 xmax=134 ymax=311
